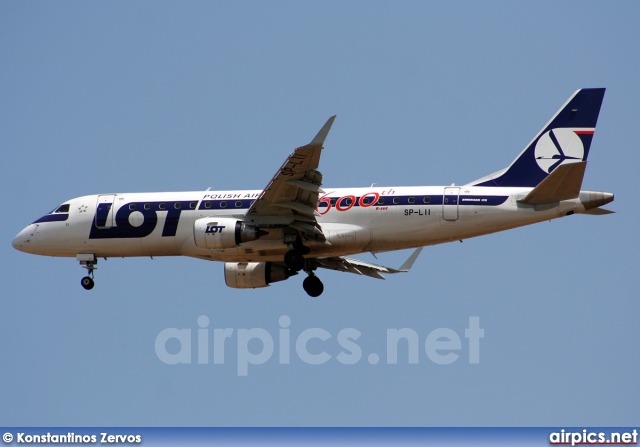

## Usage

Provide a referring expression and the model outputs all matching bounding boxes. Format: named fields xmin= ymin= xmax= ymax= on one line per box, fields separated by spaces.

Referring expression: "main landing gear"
xmin=303 ymin=272 xmax=324 ymax=297
xmin=284 ymin=249 xmax=305 ymax=271
xmin=283 ymin=247 xmax=325 ymax=297
xmin=77 ymin=254 xmax=97 ymax=290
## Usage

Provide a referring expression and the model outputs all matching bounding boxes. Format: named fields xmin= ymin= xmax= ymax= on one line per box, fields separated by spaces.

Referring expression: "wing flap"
xmin=286 ymin=179 xmax=326 ymax=194
xmin=315 ymin=247 xmax=423 ymax=280
xmin=316 ymin=257 xmax=387 ymax=279
xmin=288 ymin=220 xmax=325 ymax=236
xmin=274 ymin=201 xmax=321 ymax=217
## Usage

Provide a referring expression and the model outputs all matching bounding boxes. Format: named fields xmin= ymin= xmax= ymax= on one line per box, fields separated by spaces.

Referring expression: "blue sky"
xmin=1 ymin=1 xmax=638 ymax=426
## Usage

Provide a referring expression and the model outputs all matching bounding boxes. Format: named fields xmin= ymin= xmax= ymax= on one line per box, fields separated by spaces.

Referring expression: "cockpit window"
xmin=53 ymin=204 xmax=70 ymax=214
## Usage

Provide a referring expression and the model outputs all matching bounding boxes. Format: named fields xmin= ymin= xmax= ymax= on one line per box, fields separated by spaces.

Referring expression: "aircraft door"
xmin=95 ymin=194 xmax=116 ymax=229
xmin=442 ymin=187 xmax=460 ymax=221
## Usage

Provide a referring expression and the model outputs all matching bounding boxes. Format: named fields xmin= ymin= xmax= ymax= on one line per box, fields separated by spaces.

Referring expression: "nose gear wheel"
xmin=78 ymin=255 xmax=97 ymax=290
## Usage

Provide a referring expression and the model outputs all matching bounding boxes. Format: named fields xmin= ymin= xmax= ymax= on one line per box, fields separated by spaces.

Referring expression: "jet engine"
xmin=193 ymin=217 xmax=265 ymax=249
xmin=224 ymin=262 xmax=295 ymax=289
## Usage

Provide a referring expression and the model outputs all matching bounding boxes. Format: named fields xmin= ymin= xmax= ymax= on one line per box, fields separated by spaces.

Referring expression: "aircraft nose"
xmin=12 ymin=224 xmax=37 ymax=253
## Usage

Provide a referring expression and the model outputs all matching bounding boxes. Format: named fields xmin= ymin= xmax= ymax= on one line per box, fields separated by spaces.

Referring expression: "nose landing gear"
xmin=81 ymin=275 xmax=95 ymax=290
xmin=77 ymin=254 xmax=97 ymax=290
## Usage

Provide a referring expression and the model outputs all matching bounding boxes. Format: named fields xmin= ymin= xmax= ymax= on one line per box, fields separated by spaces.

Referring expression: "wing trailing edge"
xmin=315 ymin=247 xmax=423 ymax=280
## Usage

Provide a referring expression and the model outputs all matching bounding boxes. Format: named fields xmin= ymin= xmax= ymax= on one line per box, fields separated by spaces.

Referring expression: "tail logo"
xmin=534 ymin=128 xmax=585 ymax=174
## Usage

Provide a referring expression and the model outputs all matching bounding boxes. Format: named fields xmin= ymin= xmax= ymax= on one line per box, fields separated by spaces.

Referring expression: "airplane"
xmin=12 ymin=88 xmax=614 ymax=297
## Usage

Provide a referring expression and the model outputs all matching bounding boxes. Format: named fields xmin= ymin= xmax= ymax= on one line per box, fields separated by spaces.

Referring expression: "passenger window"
xmin=205 ymin=202 xmax=212 ymax=209
xmin=362 ymin=197 xmax=370 ymax=205
xmin=190 ymin=202 xmax=197 ymax=209
xmin=129 ymin=204 xmax=136 ymax=210
xmin=174 ymin=202 xmax=182 ymax=209
xmin=330 ymin=198 xmax=337 ymax=206
xmin=393 ymin=197 xmax=400 ymax=204
xmin=377 ymin=198 xmax=385 ymax=205
xmin=144 ymin=203 xmax=151 ymax=210
xmin=159 ymin=203 xmax=166 ymax=210
xmin=235 ymin=201 xmax=242 ymax=208
xmin=423 ymin=196 xmax=431 ymax=204
xmin=220 ymin=201 xmax=227 ymax=208
xmin=408 ymin=197 xmax=415 ymax=204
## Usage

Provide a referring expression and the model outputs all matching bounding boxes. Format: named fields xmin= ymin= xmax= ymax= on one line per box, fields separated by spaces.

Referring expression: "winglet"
xmin=396 ymin=247 xmax=423 ymax=272
xmin=306 ymin=115 xmax=336 ymax=149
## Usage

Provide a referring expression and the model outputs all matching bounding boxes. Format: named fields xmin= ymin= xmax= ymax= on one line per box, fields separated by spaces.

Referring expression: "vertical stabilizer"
xmin=468 ymin=88 xmax=605 ymax=188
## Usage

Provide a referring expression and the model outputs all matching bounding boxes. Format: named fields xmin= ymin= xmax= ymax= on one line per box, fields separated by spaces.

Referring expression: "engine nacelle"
xmin=194 ymin=217 xmax=265 ymax=249
xmin=224 ymin=262 xmax=294 ymax=289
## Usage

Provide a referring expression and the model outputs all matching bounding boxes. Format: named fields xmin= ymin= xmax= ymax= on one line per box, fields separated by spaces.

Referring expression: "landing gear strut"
xmin=78 ymin=254 xmax=97 ymax=290
xmin=280 ymin=229 xmax=321 ymax=296
xmin=282 ymin=228 xmax=311 ymax=272
xmin=303 ymin=272 xmax=324 ymax=297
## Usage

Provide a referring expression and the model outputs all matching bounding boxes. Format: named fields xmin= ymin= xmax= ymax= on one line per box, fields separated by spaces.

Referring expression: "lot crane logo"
xmin=534 ymin=128 xmax=584 ymax=174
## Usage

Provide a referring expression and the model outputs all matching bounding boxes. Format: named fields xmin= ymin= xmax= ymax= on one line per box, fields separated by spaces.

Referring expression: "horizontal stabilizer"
xmin=582 ymin=208 xmax=615 ymax=215
xmin=518 ymin=162 xmax=586 ymax=205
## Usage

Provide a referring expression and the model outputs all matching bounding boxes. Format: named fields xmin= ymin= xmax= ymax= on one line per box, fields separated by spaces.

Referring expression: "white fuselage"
xmin=12 ymin=185 xmax=593 ymax=263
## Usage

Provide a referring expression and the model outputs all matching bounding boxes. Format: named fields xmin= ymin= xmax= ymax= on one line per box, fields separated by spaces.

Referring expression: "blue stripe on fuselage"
xmin=85 ymin=194 xmax=508 ymax=240
xmin=33 ymin=213 xmax=69 ymax=223
xmin=317 ymin=195 xmax=508 ymax=208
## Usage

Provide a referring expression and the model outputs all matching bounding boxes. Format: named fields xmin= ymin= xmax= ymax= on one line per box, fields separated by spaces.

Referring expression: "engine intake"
xmin=194 ymin=217 xmax=265 ymax=249
xmin=224 ymin=262 xmax=295 ymax=289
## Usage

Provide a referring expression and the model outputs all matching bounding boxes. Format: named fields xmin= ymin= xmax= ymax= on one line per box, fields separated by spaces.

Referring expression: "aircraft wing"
xmin=247 ymin=116 xmax=336 ymax=240
xmin=315 ymin=247 xmax=423 ymax=280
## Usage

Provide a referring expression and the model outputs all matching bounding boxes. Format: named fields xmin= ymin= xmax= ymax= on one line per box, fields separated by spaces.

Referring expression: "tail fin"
xmin=468 ymin=88 xmax=605 ymax=188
